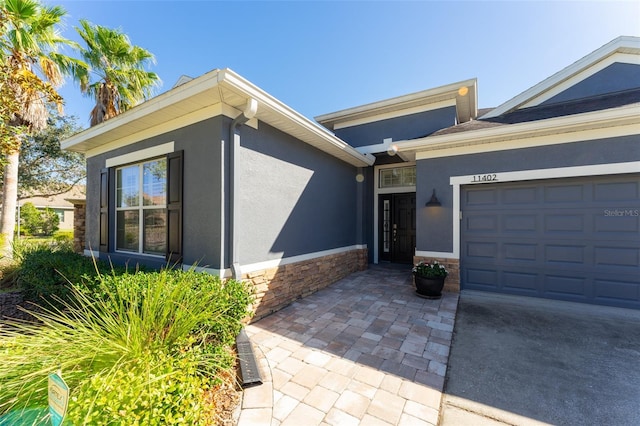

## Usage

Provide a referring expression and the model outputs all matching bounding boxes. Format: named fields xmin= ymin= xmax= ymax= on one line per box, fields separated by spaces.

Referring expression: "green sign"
xmin=48 ymin=373 xmax=69 ymax=426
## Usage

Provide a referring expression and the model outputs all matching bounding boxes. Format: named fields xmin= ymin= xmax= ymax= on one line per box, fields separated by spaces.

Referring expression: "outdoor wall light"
xmin=425 ymin=189 xmax=441 ymax=207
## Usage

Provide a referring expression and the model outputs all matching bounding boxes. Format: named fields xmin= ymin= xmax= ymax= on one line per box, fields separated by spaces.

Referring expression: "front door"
xmin=379 ymin=193 xmax=416 ymax=264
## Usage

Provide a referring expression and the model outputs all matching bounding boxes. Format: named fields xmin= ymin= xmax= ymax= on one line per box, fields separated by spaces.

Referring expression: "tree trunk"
xmin=1 ymin=150 xmax=20 ymax=257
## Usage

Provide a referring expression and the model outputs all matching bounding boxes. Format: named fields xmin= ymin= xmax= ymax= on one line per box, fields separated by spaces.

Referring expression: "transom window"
xmin=379 ymin=166 xmax=416 ymax=188
xmin=115 ymin=158 xmax=167 ymax=256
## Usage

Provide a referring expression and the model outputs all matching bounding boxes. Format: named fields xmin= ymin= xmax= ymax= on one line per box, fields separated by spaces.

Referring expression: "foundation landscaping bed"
xmin=0 ymin=245 xmax=253 ymax=425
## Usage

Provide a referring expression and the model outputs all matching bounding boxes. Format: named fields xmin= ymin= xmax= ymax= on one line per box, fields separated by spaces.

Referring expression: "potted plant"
xmin=412 ymin=260 xmax=448 ymax=299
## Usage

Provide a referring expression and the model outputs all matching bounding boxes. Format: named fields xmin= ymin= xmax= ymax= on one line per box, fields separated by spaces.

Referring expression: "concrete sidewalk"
xmin=238 ymin=265 xmax=459 ymax=426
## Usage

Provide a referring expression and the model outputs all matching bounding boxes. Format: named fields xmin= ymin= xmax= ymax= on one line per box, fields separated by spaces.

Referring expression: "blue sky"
xmin=53 ymin=1 xmax=640 ymax=128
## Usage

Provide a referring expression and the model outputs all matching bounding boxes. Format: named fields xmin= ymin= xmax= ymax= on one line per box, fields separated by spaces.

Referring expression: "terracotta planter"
xmin=414 ymin=275 xmax=445 ymax=299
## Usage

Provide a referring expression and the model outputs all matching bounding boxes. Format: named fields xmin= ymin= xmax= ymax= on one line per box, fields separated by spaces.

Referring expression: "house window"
xmin=379 ymin=166 xmax=416 ymax=188
xmin=53 ymin=209 xmax=64 ymax=223
xmin=115 ymin=158 xmax=167 ymax=256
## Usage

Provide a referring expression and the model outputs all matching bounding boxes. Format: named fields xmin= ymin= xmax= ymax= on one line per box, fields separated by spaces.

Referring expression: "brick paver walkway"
xmin=238 ymin=265 xmax=459 ymax=426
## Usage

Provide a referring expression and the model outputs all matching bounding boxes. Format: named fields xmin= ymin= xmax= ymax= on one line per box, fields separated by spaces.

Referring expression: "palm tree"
xmin=0 ymin=0 xmax=71 ymax=255
xmin=71 ymin=20 xmax=160 ymax=126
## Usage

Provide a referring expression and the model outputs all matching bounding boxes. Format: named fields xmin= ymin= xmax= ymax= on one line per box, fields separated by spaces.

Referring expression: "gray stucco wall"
xmin=543 ymin=63 xmax=640 ymax=105
xmin=236 ymin=120 xmax=361 ymax=265
xmin=416 ymin=134 xmax=640 ymax=252
xmin=85 ymin=117 xmax=224 ymax=268
xmin=334 ymin=106 xmax=457 ymax=148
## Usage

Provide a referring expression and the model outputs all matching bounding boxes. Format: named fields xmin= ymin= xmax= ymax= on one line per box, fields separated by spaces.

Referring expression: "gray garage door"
xmin=461 ymin=174 xmax=640 ymax=309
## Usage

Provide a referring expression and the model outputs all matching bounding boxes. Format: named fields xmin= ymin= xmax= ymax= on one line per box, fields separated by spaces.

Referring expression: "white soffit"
xmin=315 ymin=78 xmax=478 ymax=130
xmin=482 ymin=36 xmax=640 ymax=119
xmin=61 ymin=69 xmax=373 ymax=167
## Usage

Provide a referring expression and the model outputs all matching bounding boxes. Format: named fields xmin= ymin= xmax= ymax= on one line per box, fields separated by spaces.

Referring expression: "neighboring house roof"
xmin=315 ymin=79 xmax=478 ymax=131
xmin=61 ymin=69 xmax=373 ymax=168
xmin=20 ymin=186 xmax=86 ymax=209
xmin=482 ymin=36 xmax=640 ymax=119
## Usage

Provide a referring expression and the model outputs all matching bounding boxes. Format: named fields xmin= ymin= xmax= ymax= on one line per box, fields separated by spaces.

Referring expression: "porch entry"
xmin=378 ymin=193 xmax=416 ymax=264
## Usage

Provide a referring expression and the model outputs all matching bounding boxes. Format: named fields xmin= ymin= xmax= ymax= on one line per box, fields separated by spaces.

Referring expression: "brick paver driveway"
xmin=239 ymin=264 xmax=459 ymax=426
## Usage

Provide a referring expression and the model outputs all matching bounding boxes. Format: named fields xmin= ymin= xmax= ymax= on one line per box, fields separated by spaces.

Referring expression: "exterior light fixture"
xmin=425 ymin=189 xmax=441 ymax=207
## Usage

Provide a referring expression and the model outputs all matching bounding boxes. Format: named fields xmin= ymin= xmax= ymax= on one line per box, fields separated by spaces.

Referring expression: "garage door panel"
xmin=545 ymin=214 xmax=585 ymax=232
xmin=504 ymin=243 xmax=537 ymax=261
xmin=594 ymin=215 xmax=639 ymax=233
xmin=502 ymin=187 xmax=539 ymax=204
xmin=594 ymin=246 xmax=639 ymax=268
xmin=461 ymin=174 xmax=640 ymax=309
xmin=466 ymin=241 xmax=498 ymax=259
xmin=593 ymin=181 xmax=639 ymax=201
xmin=502 ymin=271 xmax=538 ymax=292
xmin=544 ymin=184 xmax=585 ymax=202
xmin=503 ymin=215 xmax=537 ymax=232
xmin=594 ymin=278 xmax=640 ymax=303
xmin=465 ymin=268 xmax=499 ymax=289
xmin=544 ymin=245 xmax=585 ymax=264
xmin=543 ymin=275 xmax=587 ymax=298
xmin=466 ymin=215 xmax=498 ymax=232
xmin=465 ymin=188 xmax=497 ymax=205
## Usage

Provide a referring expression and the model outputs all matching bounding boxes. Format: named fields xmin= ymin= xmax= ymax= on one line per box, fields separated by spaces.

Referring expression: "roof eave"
xmin=61 ymin=69 xmax=373 ymax=168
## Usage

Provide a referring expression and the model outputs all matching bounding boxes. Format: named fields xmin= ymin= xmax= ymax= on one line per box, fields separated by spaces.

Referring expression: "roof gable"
xmin=540 ymin=62 xmax=640 ymax=105
xmin=315 ymin=79 xmax=477 ymax=130
xmin=482 ymin=36 xmax=640 ymax=119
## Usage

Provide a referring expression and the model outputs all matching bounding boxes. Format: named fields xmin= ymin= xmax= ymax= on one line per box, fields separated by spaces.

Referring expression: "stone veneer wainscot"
xmin=244 ymin=248 xmax=368 ymax=321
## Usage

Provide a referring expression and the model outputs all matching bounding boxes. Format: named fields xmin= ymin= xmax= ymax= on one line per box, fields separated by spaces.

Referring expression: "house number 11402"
xmin=472 ymin=174 xmax=498 ymax=183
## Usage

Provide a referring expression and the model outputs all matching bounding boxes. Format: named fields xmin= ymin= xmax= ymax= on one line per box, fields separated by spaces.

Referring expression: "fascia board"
xmin=315 ymin=78 xmax=477 ymax=126
xmin=482 ymin=36 xmax=640 ymax=119
xmin=397 ymin=103 xmax=640 ymax=151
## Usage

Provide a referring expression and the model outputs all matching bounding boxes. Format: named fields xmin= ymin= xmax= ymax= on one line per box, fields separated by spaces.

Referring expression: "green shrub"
xmin=13 ymin=245 xmax=126 ymax=304
xmin=18 ymin=203 xmax=59 ymax=236
xmin=18 ymin=202 xmax=42 ymax=236
xmin=0 ymin=269 xmax=253 ymax=423
xmin=53 ymin=230 xmax=73 ymax=242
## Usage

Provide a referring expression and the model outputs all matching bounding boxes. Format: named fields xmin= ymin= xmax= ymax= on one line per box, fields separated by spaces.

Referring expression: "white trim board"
xmin=194 ymin=245 xmax=369 ymax=278
xmin=427 ymin=161 xmax=640 ymax=260
xmin=105 ymin=142 xmax=175 ymax=168
xmin=239 ymin=245 xmax=367 ymax=275
xmin=415 ymin=121 xmax=640 ymax=160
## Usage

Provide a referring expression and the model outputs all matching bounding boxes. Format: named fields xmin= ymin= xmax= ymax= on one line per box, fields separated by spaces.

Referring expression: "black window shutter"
xmin=166 ymin=150 xmax=183 ymax=263
xmin=99 ymin=168 xmax=110 ymax=253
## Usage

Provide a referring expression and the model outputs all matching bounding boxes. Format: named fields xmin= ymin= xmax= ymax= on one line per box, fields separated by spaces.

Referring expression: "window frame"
xmin=114 ymin=157 xmax=168 ymax=258
xmin=100 ymin=150 xmax=183 ymax=263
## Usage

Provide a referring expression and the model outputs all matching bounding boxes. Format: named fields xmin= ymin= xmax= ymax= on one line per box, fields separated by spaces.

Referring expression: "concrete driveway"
xmin=441 ymin=291 xmax=640 ymax=426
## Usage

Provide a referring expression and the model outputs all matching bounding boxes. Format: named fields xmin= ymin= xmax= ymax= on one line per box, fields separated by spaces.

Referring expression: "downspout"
xmin=229 ymin=98 xmax=258 ymax=280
